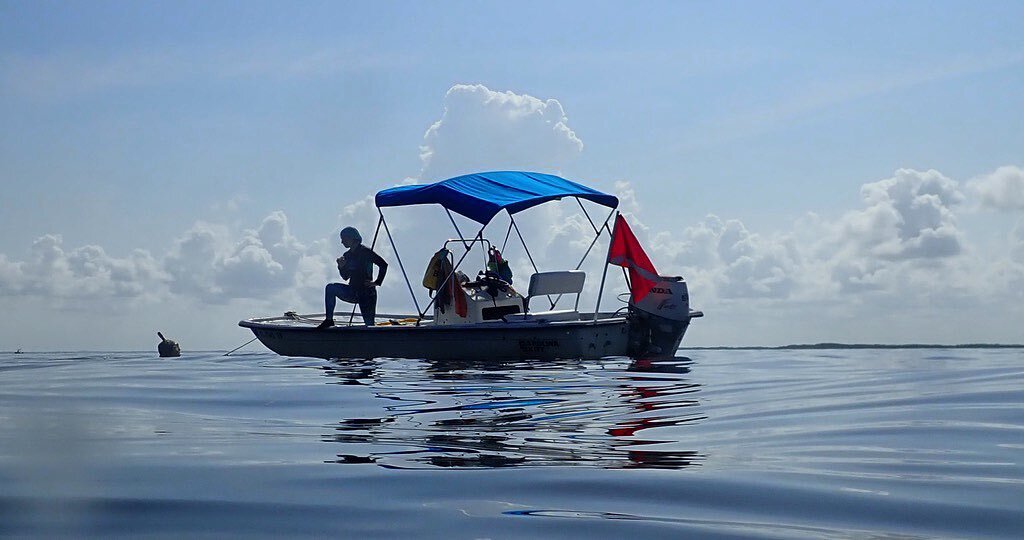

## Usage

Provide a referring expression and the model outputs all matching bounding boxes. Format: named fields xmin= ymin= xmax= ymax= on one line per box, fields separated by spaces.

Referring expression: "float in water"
xmin=239 ymin=171 xmax=702 ymax=360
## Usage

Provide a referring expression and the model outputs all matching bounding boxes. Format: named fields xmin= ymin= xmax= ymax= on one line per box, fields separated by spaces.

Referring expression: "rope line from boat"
xmin=224 ymin=337 xmax=258 ymax=356
xmin=284 ymin=311 xmax=323 ymax=324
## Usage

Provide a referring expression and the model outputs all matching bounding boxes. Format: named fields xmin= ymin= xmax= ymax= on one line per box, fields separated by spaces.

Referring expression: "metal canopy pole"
xmin=380 ymin=209 xmax=422 ymax=316
xmin=347 ymin=214 xmax=385 ymax=326
xmin=445 ymin=208 xmax=471 ymax=251
xmin=510 ymin=213 xmax=555 ymax=309
xmin=572 ymin=205 xmax=615 ymax=271
xmin=447 ymin=207 xmax=491 ymax=272
xmin=586 ymin=203 xmax=631 ymax=290
xmin=369 ymin=214 xmax=383 ymax=249
xmin=576 ymin=197 xmax=600 ymax=234
xmin=500 ymin=219 xmax=514 ymax=252
xmin=593 ymin=211 xmax=619 ymax=320
xmin=450 ymin=209 xmax=490 ymax=270
xmin=510 ymin=214 xmax=540 ymax=276
xmin=416 ymin=225 xmax=486 ymax=320
xmin=550 ymin=205 xmax=616 ymax=308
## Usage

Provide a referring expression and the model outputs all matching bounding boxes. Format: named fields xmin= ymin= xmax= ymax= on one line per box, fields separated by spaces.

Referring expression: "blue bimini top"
xmin=374 ymin=171 xmax=619 ymax=225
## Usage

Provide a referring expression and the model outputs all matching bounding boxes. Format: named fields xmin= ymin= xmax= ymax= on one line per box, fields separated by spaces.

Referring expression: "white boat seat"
xmin=526 ymin=271 xmax=585 ymax=312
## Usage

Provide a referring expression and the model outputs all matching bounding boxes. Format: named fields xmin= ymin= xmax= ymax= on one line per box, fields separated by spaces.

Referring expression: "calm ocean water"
xmin=1 ymin=348 xmax=1022 ymax=539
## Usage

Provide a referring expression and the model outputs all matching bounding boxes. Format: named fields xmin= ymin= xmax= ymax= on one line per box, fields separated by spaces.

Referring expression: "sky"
xmin=1 ymin=1 xmax=1023 ymax=350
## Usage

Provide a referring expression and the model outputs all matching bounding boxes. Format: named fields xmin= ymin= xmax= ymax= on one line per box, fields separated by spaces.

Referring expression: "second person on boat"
xmin=318 ymin=226 xmax=388 ymax=328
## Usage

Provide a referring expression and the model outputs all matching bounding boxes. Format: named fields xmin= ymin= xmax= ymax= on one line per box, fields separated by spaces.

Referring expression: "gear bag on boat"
xmin=422 ymin=248 xmax=453 ymax=292
xmin=422 ymin=247 xmax=454 ymax=312
xmin=487 ymin=247 xmax=513 ymax=284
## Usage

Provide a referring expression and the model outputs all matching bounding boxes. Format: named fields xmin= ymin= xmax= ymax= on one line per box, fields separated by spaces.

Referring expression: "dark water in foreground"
xmin=1 ymin=349 xmax=1022 ymax=539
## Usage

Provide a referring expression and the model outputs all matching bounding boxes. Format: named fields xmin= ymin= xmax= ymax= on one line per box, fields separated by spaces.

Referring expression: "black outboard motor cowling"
xmin=626 ymin=276 xmax=699 ymax=357
xmin=157 ymin=332 xmax=181 ymax=358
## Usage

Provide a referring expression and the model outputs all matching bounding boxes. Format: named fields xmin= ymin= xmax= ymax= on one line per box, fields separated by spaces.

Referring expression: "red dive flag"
xmin=608 ymin=214 xmax=660 ymax=302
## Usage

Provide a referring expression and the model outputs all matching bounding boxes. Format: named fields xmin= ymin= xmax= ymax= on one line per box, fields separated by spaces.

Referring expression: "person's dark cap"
xmin=340 ymin=227 xmax=362 ymax=243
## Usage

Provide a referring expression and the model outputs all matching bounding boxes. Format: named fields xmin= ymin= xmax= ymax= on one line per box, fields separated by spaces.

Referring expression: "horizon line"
xmin=4 ymin=342 xmax=1024 ymax=354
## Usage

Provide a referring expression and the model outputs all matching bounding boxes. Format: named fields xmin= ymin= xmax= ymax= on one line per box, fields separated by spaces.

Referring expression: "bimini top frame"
xmin=375 ymin=171 xmax=618 ymax=225
xmin=366 ymin=171 xmax=621 ymax=323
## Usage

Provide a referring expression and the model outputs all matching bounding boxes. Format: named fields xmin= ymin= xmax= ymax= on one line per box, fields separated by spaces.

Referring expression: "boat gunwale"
xmin=238 ymin=314 xmax=629 ymax=332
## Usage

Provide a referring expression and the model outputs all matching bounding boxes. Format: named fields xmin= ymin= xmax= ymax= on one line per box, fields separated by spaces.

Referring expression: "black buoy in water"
xmin=157 ymin=332 xmax=181 ymax=357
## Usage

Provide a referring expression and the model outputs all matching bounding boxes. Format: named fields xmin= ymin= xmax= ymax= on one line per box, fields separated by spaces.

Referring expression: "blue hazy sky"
xmin=2 ymin=1 xmax=1023 ymax=350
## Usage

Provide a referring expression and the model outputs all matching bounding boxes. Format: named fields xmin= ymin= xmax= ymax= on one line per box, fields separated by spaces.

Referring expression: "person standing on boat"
xmin=317 ymin=227 xmax=387 ymax=328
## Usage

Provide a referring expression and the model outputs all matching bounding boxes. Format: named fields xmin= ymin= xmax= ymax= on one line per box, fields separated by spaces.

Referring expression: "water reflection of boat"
xmin=320 ymin=356 xmax=705 ymax=469
xmin=241 ymin=171 xmax=702 ymax=360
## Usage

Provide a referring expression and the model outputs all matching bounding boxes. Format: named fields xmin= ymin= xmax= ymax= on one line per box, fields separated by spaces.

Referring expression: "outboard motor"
xmin=627 ymin=276 xmax=702 ymax=357
xmin=157 ymin=332 xmax=181 ymax=358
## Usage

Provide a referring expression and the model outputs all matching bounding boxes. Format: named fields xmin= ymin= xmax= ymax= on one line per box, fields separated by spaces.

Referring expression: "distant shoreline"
xmin=682 ymin=343 xmax=1024 ymax=350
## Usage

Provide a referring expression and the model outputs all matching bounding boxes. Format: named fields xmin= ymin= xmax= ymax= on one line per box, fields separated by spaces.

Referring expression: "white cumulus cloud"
xmin=163 ymin=212 xmax=331 ymax=304
xmin=830 ymin=168 xmax=964 ymax=261
xmin=0 ymin=235 xmax=164 ymax=299
xmin=164 ymin=223 xmax=228 ymax=301
xmin=1013 ymin=221 xmax=1024 ymax=263
xmin=419 ymin=84 xmax=584 ymax=180
xmin=968 ymin=165 xmax=1024 ymax=211
xmin=648 ymin=213 xmax=799 ymax=301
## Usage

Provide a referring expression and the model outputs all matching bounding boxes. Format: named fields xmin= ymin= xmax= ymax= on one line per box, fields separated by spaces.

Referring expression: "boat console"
xmin=432 ymin=267 xmax=589 ymax=326
xmin=433 ymin=276 xmax=525 ymax=325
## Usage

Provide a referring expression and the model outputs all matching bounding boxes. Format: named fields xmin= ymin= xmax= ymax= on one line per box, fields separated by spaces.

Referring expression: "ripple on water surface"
xmin=0 ymin=348 xmax=1022 ymax=538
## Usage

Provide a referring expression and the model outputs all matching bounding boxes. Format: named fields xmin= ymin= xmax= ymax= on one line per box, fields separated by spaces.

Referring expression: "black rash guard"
xmin=339 ymin=244 xmax=388 ymax=296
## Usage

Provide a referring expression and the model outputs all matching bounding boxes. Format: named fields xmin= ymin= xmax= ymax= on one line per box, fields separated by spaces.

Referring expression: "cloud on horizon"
xmin=1 ymin=163 xmax=1020 ymax=342
xmin=163 ymin=212 xmax=330 ymax=305
xmin=1 ymin=84 xmax=1022 ymax=345
xmin=0 ymin=234 xmax=164 ymax=300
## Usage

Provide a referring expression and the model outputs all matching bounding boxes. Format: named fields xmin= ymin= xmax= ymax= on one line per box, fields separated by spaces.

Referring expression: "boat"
xmin=239 ymin=171 xmax=702 ymax=360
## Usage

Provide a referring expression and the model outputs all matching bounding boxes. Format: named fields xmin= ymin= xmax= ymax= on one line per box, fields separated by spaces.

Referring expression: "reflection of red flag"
xmin=608 ymin=214 xmax=660 ymax=302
